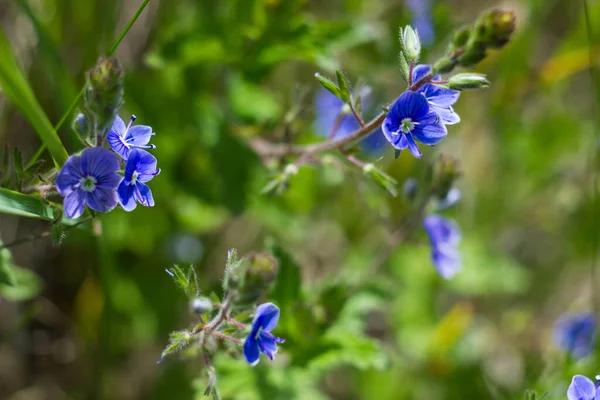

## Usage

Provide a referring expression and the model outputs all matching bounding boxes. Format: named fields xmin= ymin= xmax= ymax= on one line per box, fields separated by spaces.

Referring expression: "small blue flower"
xmin=423 ymin=214 xmax=461 ymax=279
xmin=554 ymin=312 xmax=596 ymax=359
xmin=117 ymin=149 xmax=160 ymax=211
xmin=243 ymin=302 xmax=285 ymax=366
xmin=568 ymin=375 xmax=600 ymax=400
xmin=412 ymin=65 xmax=460 ymax=125
xmin=382 ymin=91 xmax=447 ymax=158
xmin=108 ymin=115 xmax=156 ymax=160
xmin=55 ymin=147 xmax=121 ymax=219
xmin=406 ymin=0 xmax=434 ymax=46
xmin=314 ymin=88 xmax=387 ymax=153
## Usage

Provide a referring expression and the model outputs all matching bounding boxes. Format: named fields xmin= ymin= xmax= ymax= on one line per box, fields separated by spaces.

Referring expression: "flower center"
xmin=131 ymin=171 xmax=140 ymax=184
xmin=79 ymin=175 xmax=97 ymax=192
xmin=254 ymin=326 xmax=263 ymax=340
xmin=400 ymin=117 xmax=415 ymax=134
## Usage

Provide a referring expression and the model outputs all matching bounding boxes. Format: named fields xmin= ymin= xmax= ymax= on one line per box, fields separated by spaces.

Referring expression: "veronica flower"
xmin=406 ymin=0 xmax=434 ymax=46
xmin=554 ymin=312 xmax=596 ymax=359
xmin=108 ymin=115 xmax=155 ymax=160
xmin=117 ymin=149 xmax=160 ymax=211
xmin=423 ymin=214 xmax=461 ymax=279
xmin=243 ymin=302 xmax=285 ymax=366
xmin=412 ymin=65 xmax=460 ymax=125
xmin=568 ymin=375 xmax=600 ymax=400
xmin=55 ymin=147 xmax=120 ymax=219
xmin=382 ymin=91 xmax=447 ymax=158
xmin=314 ymin=88 xmax=387 ymax=153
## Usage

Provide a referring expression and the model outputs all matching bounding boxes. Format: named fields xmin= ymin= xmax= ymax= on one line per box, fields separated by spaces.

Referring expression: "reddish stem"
xmin=211 ymin=331 xmax=242 ymax=345
xmin=226 ymin=317 xmax=248 ymax=329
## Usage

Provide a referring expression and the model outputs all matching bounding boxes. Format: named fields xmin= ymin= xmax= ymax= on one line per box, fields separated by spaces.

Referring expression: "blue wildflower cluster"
xmin=56 ymin=115 xmax=160 ymax=218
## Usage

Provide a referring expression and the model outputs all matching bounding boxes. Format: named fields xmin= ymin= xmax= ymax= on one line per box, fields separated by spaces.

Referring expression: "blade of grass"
xmin=0 ymin=187 xmax=56 ymax=220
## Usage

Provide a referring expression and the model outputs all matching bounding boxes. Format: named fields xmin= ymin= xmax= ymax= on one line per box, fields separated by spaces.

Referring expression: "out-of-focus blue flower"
xmin=554 ymin=312 xmax=596 ymax=359
xmin=56 ymin=147 xmax=121 ymax=219
xmin=568 ymin=375 xmax=600 ymax=400
xmin=382 ymin=91 xmax=447 ymax=158
xmin=406 ymin=0 xmax=434 ymax=46
xmin=423 ymin=214 xmax=461 ymax=279
xmin=314 ymin=88 xmax=387 ymax=153
xmin=412 ymin=65 xmax=460 ymax=125
xmin=117 ymin=149 xmax=160 ymax=211
xmin=436 ymin=187 xmax=461 ymax=210
xmin=108 ymin=115 xmax=156 ymax=160
xmin=243 ymin=302 xmax=285 ymax=366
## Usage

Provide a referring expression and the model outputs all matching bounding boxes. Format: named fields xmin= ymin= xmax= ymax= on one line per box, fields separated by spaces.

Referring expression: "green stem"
xmin=25 ymin=0 xmax=152 ymax=169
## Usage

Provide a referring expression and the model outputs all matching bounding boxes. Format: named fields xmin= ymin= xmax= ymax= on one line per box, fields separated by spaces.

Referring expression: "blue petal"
xmin=125 ymin=125 xmax=154 ymax=146
xmin=258 ymin=333 xmax=278 ymax=360
xmin=431 ymin=104 xmax=460 ymax=125
xmin=254 ymin=303 xmax=280 ymax=332
xmin=64 ymin=190 xmax=87 ymax=219
xmin=86 ymin=186 xmax=118 ymax=213
xmin=133 ymin=149 xmax=159 ymax=179
xmin=405 ymin=134 xmax=422 ymax=158
xmin=118 ymin=181 xmax=137 ymax=212
xmin=109 ymin=116 xmax=126 ymax=138
xmin=567 ymin=375 xmax=596 ymax=400
xmin=423 ymin=214 xmax=461 ymax=247
xmin=134 ymin=181 xmax=155 ymax=207
xmin=243 ymin=336 xmax=260 ymax=366
xmin=392 ymin=91 xmax=430 ymax=121
xmin=412 ymin=113 xmax=447 ymax=146
xmin=80 ymin=148 xmax=120 ymax=181
xmin=123 ymin=149 xmax=141 ymax=182
xmin=55 ymin=155 xmax=83 ymax=196
xmin=108 ymin=131 xmax=130 ymax=160
xmin=432 ymin=248 xmax=461 ymax=279
xmin=553 ymin=312 xmax=596 ymax=359
xmin=436 ymin=188 xmax=461 ymax=210
xmin=412 ymin=64 xmax=431 ymax=83
xmin=423 ymin=84 xmax=460 ymax=108
xmin=381 ymin=117 xmax=403 ymax=149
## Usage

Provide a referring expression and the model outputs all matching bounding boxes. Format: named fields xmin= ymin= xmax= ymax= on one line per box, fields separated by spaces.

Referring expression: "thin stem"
xmin=328 ymin=114 xmax=344 ymax=139
xmin=349 ymin=103 xmax=364 ymax=128
xmin=347 ymin=155 xmax=366 ymax=168
xmin=408 ymin=60 xmax=415 ymax=86
xmin=409 ymin=72 xmax=433 ymax=91
xmin=225 ymin=316 xmax=248 ymax=329
xmin=25 ymin=0 xmax=152 ymax=169
xmin=0 ymin=217 xmax=94 ymax=250
xmin=210 ymin=331 xmax=242 ymax=345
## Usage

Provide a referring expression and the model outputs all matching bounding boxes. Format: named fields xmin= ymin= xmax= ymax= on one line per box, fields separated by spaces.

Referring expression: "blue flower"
xmin=117 ymin=149 xmax=160 ymax=211
xmin=568 ymin=375 xmax=600 ymax=400
xmin=382 ymin=91 xmax=447 ymax=158
xmin=554 ymin=312 xmax=596 ymax=359
xmin=406 ymin=0 xmax=434 ymax=46
xmin=423 ymin=214 xmax=461 ymax=279
xmin=412 ymin=65 xmax=460 ymax=125
xmin=314 ymin=88 xmax=387 ymax=153
xmin=55 ymin=147 xmax=121 ymax=219
xmin=243 ymin=302 xmax=285 ymax=366
xmin=108 ymin=115 xmax=156 ymax=160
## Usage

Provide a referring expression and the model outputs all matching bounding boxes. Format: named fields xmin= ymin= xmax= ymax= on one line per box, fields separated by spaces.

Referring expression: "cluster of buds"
xmin=434 ymin=9 xmax=516 ymax=74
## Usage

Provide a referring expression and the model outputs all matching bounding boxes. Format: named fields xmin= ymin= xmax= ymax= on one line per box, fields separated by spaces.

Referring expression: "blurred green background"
xmin=1 ymin=0 xmax=600 ymax=398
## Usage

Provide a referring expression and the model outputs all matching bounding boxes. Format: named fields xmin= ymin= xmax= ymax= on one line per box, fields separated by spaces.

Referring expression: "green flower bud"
xmin=446 ymin=73 xmax=490 ymax=90
xmin=485 ymin=10 xmax=517 ymax=48
xmin=363 ymin=163 xmax=398 ymax=197
xmin=400 ymin=26 xmax=421 ymax=62
xmin=72 ymin=112 xmax=91 ymax=138
xmin=87 ymin=57 xmax=123 ymax=92
xmin=431 ymin=155 xmax=461 ymax=200
xmin=85 ymin=57 xmax=124 ymax=136
xmin=451 ymin=25 xmax=471 ymax=48
xmin=190 ymin=296 xmax=213 ymax=314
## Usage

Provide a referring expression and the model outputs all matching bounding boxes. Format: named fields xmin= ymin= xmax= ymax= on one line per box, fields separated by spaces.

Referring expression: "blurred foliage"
xmin=1 ymin=0 xmax=600 ymax=399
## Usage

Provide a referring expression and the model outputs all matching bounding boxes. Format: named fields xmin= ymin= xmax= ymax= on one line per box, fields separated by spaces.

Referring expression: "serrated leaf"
xmin=335 ymin=70 xmax=351 ymax=103
xmin=0 ymin=187 xmax=57 ymax=220
xmin=314 ymin=73 xmax=341 ymax=99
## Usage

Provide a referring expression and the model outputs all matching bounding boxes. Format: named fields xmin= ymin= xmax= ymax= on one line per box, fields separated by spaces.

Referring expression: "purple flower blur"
xmin=108 ymin=115 xmax=156 ymax=160
xmin=243 ymin=302 xmax=285 ymax=366
xmin=55 ymin=147 xmax=121 ymax=219
xmin=568 ymin=375 xmax=600 ymax=400
xmin=554 ymin=312 xmax=596 ymax=359
xmin=412 ymin=65 xmax=460 ymax=125
xmin=314 ymin=88 xmax=387 ymax=153
xmin=423 ymin=214 xmax=461 ymax=279
xmin=406 ymin=0 xmax=434 ymax=46
xmin=117 ymin=149 xmax=160 ymax=211
xmin=382 ymin=91 xmax=447 ymax=158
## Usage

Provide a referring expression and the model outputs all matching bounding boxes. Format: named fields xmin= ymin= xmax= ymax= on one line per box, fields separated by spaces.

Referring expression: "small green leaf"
xmin=0 ymin=243 xmax=16 ymax=286
xmin=0 ymin=187 xmax=57 ymax=220
xmin=335 ymin=70 xmax=351 ymax=103
xmin=0 ymin=263 xmax=41 ymax=301
xmin=394 ymin=149 xmax=401 ymax=160
xmin=363 ymin=164 xmax=398 ymax=197
xmin=314 ymin=73 xmax=341 ymax=99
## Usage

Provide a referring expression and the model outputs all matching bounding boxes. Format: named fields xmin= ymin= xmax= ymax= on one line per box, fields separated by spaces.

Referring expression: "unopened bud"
xmin=85 ymin=57 xmax=124 ymax=135
xmin=447 ymin=73 xmax=490 ymax=90
xmin=283 ymin=164 xmax=298 ymax=176
xmin=431 ymin=154 xmax=461 ymax=200
xmin=73 ymin=112 xmax=91 ymax=138
xmin=190 ymin=296 xmax=213 ymax=314
xmin=400 ymin=26 xmax=421 ymax=62
xmin=486 ymin=10 xmax=516 ymax=48
xmin=402 ymin=178 xmax=419 ymax=201
xmin=87 ymin=57 xmax=124 ymax=92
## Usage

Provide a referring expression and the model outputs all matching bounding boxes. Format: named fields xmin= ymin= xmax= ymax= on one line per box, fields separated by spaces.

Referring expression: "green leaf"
xmin=0 ymin=187 xmax=57 ymax=220
xmin=307 ymin=333 xmax=387 ymax=374
xmin=0 ymin=243 xmax=16 ymax=286
xmin=0 ymin=264 xmax=41 ymax=301
xmin=314 ymin=73 xmax=341 ymax=99
xmin=335 ymin=70 xmax=351 ymax=103
xmin=51 ymin=224 xmax=66 ymax=247
xmin=394 ymin=149 xmax=401 ymax=160
xmin=0 ymin=28 xmax=69 ymax=167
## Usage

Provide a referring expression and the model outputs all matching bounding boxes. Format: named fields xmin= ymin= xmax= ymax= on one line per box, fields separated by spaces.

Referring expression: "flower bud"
xmin=431 ymin=155 xmax=461 ymax=201
xmin=363 ymin=163 xmax=398 ymax=197
xmin=72 ymin=112 xmax=91 ymax=138
xmin=447 ymin=73 xmax=490 ymax=90
xmin=485 ymin=10 xmax=516 ymax=48
xmin=400 ymin=26 xmax=421 ymax=62
xmin=87 ymin=57 xmax=124 ymax=92
xmin=85 ymin=57 xmax=124 ymax=136
xmin=402 ymin=178 xmax=419 ymax=201
xmin=240 ymin=251 xmax=280 ymax=304
xmin=190 ymin=296 xmax=213 ymax=314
